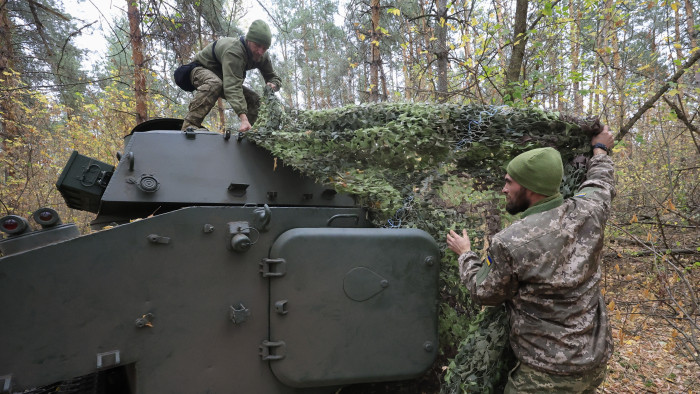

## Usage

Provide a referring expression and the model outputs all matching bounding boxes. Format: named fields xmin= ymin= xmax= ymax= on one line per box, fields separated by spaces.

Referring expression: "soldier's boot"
xmin=181 ymin=118 xmax=201 ymax=131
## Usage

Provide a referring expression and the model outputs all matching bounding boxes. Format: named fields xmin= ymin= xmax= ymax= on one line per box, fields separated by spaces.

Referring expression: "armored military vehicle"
xmin=0 ymin=119 xmax=440 ymax=393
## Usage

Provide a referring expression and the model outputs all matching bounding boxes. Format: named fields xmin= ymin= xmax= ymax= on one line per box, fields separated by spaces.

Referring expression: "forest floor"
xmin=599 ymin=246 xmax=700 ymax=393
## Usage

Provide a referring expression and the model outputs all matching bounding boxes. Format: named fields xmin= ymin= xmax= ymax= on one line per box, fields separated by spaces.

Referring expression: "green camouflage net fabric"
xmin=247 ymin=87 xmax=601 ymax=393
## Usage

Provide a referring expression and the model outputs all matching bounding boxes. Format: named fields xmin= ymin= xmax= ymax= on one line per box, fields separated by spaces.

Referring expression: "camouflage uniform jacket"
xmin=458 ymin=154 xmax=615 ymax=375
xmin=194 ymin=37 xmax=282 ymax=116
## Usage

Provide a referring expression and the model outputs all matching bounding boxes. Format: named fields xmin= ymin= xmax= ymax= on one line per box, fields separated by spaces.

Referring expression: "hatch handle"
xmin=260 ymin=258 xmax=286 ymax=277
xmin=327 ymin=214 xmax=360 ymax=227
xmin=260 ymin=340 xmax=286 ymax=361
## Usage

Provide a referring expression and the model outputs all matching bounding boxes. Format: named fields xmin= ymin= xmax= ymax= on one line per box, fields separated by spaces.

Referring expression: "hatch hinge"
xmin=260 ymin=258 xmax=286 ymax=277
xmin=259 ymin=340 xmax=286 ymax=361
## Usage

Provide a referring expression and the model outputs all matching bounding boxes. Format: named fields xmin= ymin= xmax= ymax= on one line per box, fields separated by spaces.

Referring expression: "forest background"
xmin=1 ymin=0 xmax=698 ymax=392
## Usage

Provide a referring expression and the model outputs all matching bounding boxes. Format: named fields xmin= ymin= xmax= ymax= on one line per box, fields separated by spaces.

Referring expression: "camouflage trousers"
xmin=181 ymin=67 xmax=261 ymax=130
xmin=504 ymin=362 xmax=607 ymax=393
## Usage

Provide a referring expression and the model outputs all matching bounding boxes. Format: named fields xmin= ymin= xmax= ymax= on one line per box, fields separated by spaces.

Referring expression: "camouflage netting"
xmin=246 ymin=87 xmax=601 ymax=393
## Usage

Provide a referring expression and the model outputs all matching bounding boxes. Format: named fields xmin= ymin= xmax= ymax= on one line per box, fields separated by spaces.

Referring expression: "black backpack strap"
xmin=211 ymin=40 xmax=219 ymax=63
xmin=240 ymin=36 xmax=253 ymax=59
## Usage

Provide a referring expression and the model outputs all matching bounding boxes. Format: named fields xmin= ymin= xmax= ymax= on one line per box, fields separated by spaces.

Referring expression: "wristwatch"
xmin=592 ymin=142 xmax=610 ymax=154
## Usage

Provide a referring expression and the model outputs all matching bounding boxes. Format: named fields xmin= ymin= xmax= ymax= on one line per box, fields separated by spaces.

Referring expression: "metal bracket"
xmin=135 ymin=313 xmax=154 ymax=328
xmin=274 ymin=300 xmax=288 ymax=315
xmin=127 ymin=151 xmax=135 ymax=171
xmin=227 ymin=183 xmax=249 ymax=197
xmin=260 ymin=258 xmax=286 ymax=277
xmin=0 ymin=375 xmax=12 ymax=393
xmin=229 ymin=303 xmax=251 ymax=324
xmin=96 ymin=350 xmax=121 ymax=369
xmin=252 ymin=204 xmax=271 ymax=232
xmin=184 ymin=129 xmax=196 ymax=139
xmin=327 ymin=214 xmax=360 ymax=227
xmin=259 ymin=340 xmax=286 ymax=361
xmin=147 ymin=234 xmax=171 ymax=244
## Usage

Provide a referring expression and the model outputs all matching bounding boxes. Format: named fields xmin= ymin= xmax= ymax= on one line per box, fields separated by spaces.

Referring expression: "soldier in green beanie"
xmin=177 ymin=19 xmax=281 ymax=132
xmin=446 ymin=127 xmax=616 ymax=393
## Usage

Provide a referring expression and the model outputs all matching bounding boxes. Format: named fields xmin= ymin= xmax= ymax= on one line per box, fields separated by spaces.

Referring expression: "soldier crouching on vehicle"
xmin=178 ymin=19 xmax=281 ymax=132
xmin=446 ymin=126 xmax=616 ymax=393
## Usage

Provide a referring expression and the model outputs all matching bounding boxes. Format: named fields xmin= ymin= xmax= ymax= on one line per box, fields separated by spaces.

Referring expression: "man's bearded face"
xmin=502 ymin=174 xmax=531 ymax=215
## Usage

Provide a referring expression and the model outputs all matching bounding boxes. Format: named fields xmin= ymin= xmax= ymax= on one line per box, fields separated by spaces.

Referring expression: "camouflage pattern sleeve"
xmin=458 ymin=238 xmax=518 ymax=305
xmin=576 ymin=154 xmax=616 ymax=209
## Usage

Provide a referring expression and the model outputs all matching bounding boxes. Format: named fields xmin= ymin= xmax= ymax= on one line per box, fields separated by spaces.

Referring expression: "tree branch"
xmin=616 ymin=49 xmax=700 ymax=141
xmin=663 ymin=96 xmax=700 ymax=154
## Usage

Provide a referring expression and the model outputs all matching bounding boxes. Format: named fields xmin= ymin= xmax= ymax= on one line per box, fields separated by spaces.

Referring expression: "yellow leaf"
xmin=358 ymin=33 xmax=366 ymax=41
xmin=607 ymin=300 xmax=615 ymax=311
xmin=387 ymin=7 xmax=400 ymax=16
xmin=371 ymin=40 xmax=380 ymax=46
xmin=630 ymin=214 xmax=638 ymax=223
xmin=666 ymin=200 xmax=676 ymax=211
xmin=646 ymin=231 xmax=652 ymax=242
xmin=670 ymin=2 xmax=678 ymax=11
xmin=273 ymin=157 xmax=277 ymax=171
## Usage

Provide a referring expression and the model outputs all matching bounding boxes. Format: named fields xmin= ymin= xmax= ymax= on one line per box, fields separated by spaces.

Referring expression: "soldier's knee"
xmin=209 ymin=78 xmax=223 ymax=94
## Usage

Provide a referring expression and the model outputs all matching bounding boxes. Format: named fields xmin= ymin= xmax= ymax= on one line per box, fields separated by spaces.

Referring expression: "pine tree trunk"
xmin=0 ymin=2 xmax=21 ymax=209
xmin=683 ymin=0 xmax=700 ymax=85
xmin=570 ymin=0 xmax=583 ymax=113
xmin=369 ymin=0 xmax=381 ymax=102
xmin=127 ymin=0 xmax=148 ymax=124
xmin=504 ymin=0 xmax=529 ymax=101
xmin=435 ymin=0 xmax=448 ymax=102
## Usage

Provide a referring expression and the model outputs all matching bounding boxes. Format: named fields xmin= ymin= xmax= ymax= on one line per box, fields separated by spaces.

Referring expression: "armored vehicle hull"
xmin=0 ymin=120 xmax=440 ymax=393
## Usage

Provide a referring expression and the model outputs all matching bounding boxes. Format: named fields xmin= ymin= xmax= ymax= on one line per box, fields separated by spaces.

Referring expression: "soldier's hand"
xmin=446 ymin=229 xmax=471 ymax=255
xmin=266 ymin=82 xmax=277 ymax=91
xmin=239 ymin=119 xmax=252 ymax=132
xmin=591 ymin=125 xmax=614 ymax=153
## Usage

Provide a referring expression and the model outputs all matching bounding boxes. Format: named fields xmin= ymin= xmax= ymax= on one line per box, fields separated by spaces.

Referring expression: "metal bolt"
xmin=135 ymin=313 xmax=153 ymax=328
xmin=203 ymin=224 xmax=215 ymax=233
xmin=423 ymin=341 xmax=434 ymax=352
xmin=424 ymin=256 xmax=435 ymax=266
xmin=380 ymin=279 xmax=389 ymax=288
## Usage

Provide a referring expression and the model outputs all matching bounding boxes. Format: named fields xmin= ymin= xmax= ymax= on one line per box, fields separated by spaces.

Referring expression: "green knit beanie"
xmin=506 ymin=147 xmax=563 ymax=196
xmin=246 ymin=20 xmax=272 ymax=48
